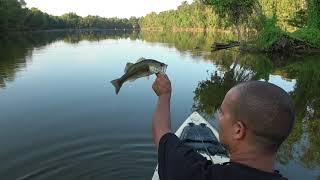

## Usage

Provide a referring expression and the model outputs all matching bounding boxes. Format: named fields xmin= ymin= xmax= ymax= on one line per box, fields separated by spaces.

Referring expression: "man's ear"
xmin=232 ymin=121 xmax=246 ymax=140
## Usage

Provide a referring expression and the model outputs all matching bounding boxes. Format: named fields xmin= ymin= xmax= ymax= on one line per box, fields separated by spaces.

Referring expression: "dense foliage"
xmin=140 ymin=0 xmax=320 ymax=49
xmin=203 ymin=0 xmax=257 ymax=40
xmin=139 ymin=1 xmax=221 ymax=30
xmin=140 ymin=0 xmax=312 ymax=30
xmin=0 ymin=0 xmax=139 ymax=31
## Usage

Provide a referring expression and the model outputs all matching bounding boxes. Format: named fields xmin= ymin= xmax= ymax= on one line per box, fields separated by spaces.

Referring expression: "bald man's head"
xmin=229 ymin=81 xmax=295 ymax=152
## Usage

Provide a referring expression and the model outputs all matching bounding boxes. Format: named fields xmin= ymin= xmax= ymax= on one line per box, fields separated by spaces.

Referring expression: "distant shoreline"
xmin=1 ymin=28 xmax=139 ymax=35
xmin=1 ymin=27 xmax=250 ymax=34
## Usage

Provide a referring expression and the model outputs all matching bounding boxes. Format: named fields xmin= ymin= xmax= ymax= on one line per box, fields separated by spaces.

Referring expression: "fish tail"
xmin=111 ymin=79 xmax=122 ymax=94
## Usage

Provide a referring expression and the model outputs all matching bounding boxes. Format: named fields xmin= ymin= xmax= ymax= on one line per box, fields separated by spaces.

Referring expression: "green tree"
xmin=307 ymin=0 xmax=320 ymax=29
xmin=129 ymin=16 xmax=139 ymax=29
xmin=61 ymin=13 xmax=81 ymax=29
xmin=0 ymin=0 xmax=25 ymax=30
xmin=203 ymin=0 xmax=257 ymax=41
xmin=24 ymin=8 xmax=46 ymax=29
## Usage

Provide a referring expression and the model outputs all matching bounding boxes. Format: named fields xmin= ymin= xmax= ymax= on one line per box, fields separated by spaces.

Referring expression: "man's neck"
xmin=230 ymin=149 xmax=276 ymax=173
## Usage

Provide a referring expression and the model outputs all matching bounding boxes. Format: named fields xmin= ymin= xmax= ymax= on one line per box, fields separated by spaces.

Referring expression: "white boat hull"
xmin=151 ymin=112 xmax=230 ymax=180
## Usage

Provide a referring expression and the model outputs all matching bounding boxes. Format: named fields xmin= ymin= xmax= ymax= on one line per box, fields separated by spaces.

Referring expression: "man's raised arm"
xmin=152 ymin=74 xmax=172 ymax=150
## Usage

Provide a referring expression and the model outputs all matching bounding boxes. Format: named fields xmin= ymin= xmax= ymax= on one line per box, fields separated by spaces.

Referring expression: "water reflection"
xmin=192 ymin=52 xmax=275 ymax=117
xmin=276 ymin=57 xmax=320 ymax=169
xmin=0 ymin=30 xmax=138 ymax=88
xmin=0 ymin=30 xmax=319 ymax=179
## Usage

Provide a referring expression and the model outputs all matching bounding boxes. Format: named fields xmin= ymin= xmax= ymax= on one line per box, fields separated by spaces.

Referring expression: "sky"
xmin=24 ymin=0 xmax=193 ymax=18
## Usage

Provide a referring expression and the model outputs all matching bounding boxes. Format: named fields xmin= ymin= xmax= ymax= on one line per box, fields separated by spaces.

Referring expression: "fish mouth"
xmin=162 ymin=64 xmax=168 ymax=73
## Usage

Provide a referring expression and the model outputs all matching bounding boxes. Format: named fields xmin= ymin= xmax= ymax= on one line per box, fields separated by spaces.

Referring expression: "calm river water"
xmin=0 ymin=30 xmax=319 ymax=179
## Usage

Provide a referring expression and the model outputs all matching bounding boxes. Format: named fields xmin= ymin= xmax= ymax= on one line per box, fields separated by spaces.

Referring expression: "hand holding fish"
xmin=152 ymin=74 xmax=171 ymax=97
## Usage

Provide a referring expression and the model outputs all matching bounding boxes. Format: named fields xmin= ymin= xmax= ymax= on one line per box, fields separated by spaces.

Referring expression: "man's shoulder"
xmin=157 ymin=133 xmax=287 ymax=180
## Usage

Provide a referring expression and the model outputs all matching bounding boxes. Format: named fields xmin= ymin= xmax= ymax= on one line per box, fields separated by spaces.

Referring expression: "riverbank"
xmin=140 ymin=27 xmax=253 ymax=34
xmin=140 ymin=27 xmax=320 ymax=54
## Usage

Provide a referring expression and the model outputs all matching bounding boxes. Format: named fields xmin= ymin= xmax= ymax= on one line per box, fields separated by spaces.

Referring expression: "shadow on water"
xmin=0 ymin=30 xmax=319 ymax=179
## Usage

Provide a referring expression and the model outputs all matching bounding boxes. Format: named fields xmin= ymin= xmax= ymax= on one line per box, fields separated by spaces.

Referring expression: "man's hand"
xmin=152 ymin=74 xmax=172 ymax=97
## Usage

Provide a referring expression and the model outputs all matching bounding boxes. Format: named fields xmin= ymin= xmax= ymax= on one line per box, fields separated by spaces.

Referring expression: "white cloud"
xmin=25 ymin=0 xmax=194 ymax=18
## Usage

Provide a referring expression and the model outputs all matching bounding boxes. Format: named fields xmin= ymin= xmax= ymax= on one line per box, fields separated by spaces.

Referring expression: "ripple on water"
xmin=0 ymin=133 xmax=157 ymax=180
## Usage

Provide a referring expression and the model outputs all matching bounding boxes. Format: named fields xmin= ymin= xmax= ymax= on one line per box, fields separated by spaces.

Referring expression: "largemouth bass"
xmin=111 ymin=57 xmax=167 ymax=94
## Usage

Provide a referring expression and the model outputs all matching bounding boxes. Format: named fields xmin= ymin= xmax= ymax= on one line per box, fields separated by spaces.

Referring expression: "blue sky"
xmin=25 ymin=0 xmax=193 ymax=18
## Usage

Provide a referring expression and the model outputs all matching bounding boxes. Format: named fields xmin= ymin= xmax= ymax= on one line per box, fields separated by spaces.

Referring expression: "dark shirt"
xmin=158 ymin=133 xmax=287 ymax=180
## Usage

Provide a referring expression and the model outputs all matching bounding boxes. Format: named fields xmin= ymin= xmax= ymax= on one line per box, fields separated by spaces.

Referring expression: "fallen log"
xmin=211 ymin=41 xmax=240 ymax=51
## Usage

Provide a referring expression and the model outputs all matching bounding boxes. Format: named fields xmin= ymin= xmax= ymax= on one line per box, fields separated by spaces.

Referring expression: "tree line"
xmin=140 ymin=0 xmax=318 ymax=31
xmin=139 ymin=1 xmax=221 ymax=30
xmin=139 ymin=0 xmax=320 ymax=49
xmin=0 ymin=0 xmax=140 ymax=32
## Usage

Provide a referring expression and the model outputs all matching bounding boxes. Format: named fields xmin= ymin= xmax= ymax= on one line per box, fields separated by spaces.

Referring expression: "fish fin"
xmin=111 ymin=79 xmax=122 ymax=95
xmin=136 ymin=57 xmax=146 ymax=63
xmin=124 ymin=63 xmax=134 ymax=73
